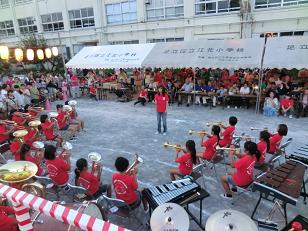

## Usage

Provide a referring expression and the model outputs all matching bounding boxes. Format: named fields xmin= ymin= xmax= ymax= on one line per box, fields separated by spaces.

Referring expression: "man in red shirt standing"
xmin=112 ymin=157 xmax=149 ymax=212
xmin=280 ymin=94 xmax=294 ymax=118
xmin=154 ymin=87 xmax=169 ymax=135
xmin=70 ymin=75 xmax=80 ymax=99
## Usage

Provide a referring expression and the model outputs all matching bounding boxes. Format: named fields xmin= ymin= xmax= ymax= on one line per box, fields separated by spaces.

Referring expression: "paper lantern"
xmin=15 ymin=48 xmax=23 ymax=62
xmin=26 ymin=49 xmax=34 ymax=61
xmin=51 ymin=47 xmax=58 ymax=56
xmin=0 ymin=46 xmax=9 ymax=60
xmin=45 ymin=48 xmax=52 ymax=58
xmin=37 ymin=49 xmax=44 ymax=60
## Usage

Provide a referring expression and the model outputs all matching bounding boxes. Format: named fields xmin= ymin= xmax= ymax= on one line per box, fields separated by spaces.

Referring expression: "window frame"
xmin=106 ymin=0 xmax=137 ymax=25
xmin=0 ymin=0 xmax=9 ymax=8
xmin=146 ymin=0 xmax=184 ymax=21
xmin=254 ymin=0 xmax=308 ymax=9
xmin=17 ymin=17 xmax=38 ymax=35
xmin=194 ymin=0 xmax=240 ymax=15
xmin=0 ymin=20 xmax=15 ymax=37
xmin=68 ymin=7 xmax=95 ymax=29
xmin=41 ymin=12 xmax=64 ymax=32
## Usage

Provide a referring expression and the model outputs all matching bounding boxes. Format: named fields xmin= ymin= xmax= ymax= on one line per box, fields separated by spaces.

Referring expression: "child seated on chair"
xmin=65 ymin=101 xmax=85 ymax=131
xmin=134 ymin=86 xmax=148 ymax=106
xmin=169 ymin=140 xmax=198 ymax=181
xmin=0 ymin=198 xmax=18 ymax=231
xmin=269 ymin=124 xmax=288 ymax=154
xmin=197 ymin=125 xmax=220 ymax=161
xmin=220 ymin=141 xmax=260 ymax=199
xmin=112 ymin=157 xmax=149 ymax=212
xmin=219 ymin=116 xmax=238 ymax=148
xmin=75 ymin=158 xmax=111 ymax=199
xmin=40 ymin=114 xmax=63 ymax=147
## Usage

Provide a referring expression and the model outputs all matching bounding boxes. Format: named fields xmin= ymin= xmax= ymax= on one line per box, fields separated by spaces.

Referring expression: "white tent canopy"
xmin=142 ymin=38 xmax=265 ymax=69
xmin=263 ymin=37 xmax=308 ymax=70
xmin=65 ymin=43 xmax=155 ymax=69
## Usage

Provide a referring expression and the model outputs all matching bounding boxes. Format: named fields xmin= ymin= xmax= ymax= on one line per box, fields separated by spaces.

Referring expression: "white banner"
xmin=263 ymin=37 xmax=308 ymax=69
xmin=66 ymin=43 xmax=155 ymax=69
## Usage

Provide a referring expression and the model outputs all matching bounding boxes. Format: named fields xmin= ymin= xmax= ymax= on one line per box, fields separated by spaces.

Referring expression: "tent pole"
xmin=256 ymin=38 xmax=267 ymax=114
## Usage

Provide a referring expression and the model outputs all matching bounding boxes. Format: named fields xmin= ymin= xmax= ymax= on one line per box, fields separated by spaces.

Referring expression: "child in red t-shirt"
xmin=0 ymin=123 xmax=14 ymax=144
xmin=65 ymin=101 xmax=84 ymax=131
xmin=89 ymin=85 xmax=97 ymax=100
xmin=197 ymin=125 xmax=221 ymax=161
xmin=44 ymin=145 xmax=70 ymax=186
xmin=256 ymin=130 xmax=270 ymax=165
xmin=134 ymin=86 xmax=148 ymax=106
xmin=0 ymin=203 xmax=18 ymax=231
xmin=269 ymin=124 xmax=288 ymax=154
xmin=17 ymin=144 xmax=44 ymax=176
xmin=24 ymin=123 xmax=39 ymax=147
xmin=112 ymin=157 xmax=149 ymax=212
xmin=220 ymin=141 xmax=259 ymax=199
xmin=9 ymin=134 xmax=22 ymax=160
xmin=280 ymin=94 xmax=294 ymax=118
xmin=40 ymin=114 xmax=63 ymax=147
xmin=219 ymin=116 xmax=238 ymax=147
xmin=169 ymin=140 xmax=198 ymax=180
xmin=75 ymin=158 xmax=111 ymax=199
xmin=154 ymin=87 xmax=169 ymax=135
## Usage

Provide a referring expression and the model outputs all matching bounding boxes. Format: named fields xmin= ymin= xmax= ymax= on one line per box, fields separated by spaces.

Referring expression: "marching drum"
xmin=205 ymin=209 xmax=258 ymax=231
xmin=32 ymin=202 xmax=107 ymax=231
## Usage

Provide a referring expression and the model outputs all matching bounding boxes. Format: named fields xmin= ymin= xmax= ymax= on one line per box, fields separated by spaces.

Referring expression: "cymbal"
xmin=205 ymin=209 xmax=258 ymax=231
xmin=13 ymin=129 xmax=28 ymax=138
xmin=0 ymin=161 xmax=38 ymax=183
xmin=150 ymin=203 xmax=189 ymax=231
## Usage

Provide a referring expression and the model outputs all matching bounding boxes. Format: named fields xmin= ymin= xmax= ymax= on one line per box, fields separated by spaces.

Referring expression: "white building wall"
xmin=0 ymin=0 xmax=307 ymax=58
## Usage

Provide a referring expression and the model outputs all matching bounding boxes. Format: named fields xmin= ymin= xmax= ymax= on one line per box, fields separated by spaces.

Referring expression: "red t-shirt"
xmin=219 ymin=126 xmax=235 ymax=147
xmin=232 ymin=155 xmax=255 ymax=187
xmin=10 ymin=141 xmax=21 ymax=159
xmin=139 ymin=90 xmax=148 ymax=98
xmin=230 ymin=74 xmax=239 ymax=84
xmin=15 ymin=153 xmax=43 ymax=176
xmin=0 ymin=124 xmax=8 ymax=143
xmin=78 ymin=171 xmax=99 ymax=195
xmin=155 ymin=72 xmax=163 ymax=84
xmin=24 ymin=128 xmax=37 ymax=146
xmin=12 ymin=114 xmax=24 ymax=126
xmin=155 ymin=94 xmax=169 ymax=113
xmin=71 ymin=75 xmax=79 ymax=87
xmin=280 ymin=99 xmax=294 ymax=108
xmin=46 ymin=157 xmax=69 ymax=185
xmin=41 ymin=121 xmax=55 ymax=140
xmin=89 ymin=86 xmax=96 ymax=94
xmin=112 ymin=173 xmax=138 ymax=205
xmin=176 ymin=152 xmax=193 ymax=175
xmin=57 ymin=111 xmax=68 ymax=129
xmin=202 ymin=136 xmax=218 ymax=160
xmin=269 ymin=133 xmax=283 ymax=154
xmin=257 ymin=141 xmax=267 ymax=163
xmin=0 ymin=206 xmax=18 ymax=231
xmin=70 ymin=110 xmax=77 ymax=120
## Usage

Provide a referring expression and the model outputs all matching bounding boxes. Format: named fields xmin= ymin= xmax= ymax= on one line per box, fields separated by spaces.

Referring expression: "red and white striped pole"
xmin=0 ymin=183 xmax=130 ymax=231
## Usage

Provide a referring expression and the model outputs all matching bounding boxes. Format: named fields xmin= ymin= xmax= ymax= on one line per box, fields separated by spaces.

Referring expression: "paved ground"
xmin=54 ymin=96 xmax=308 ymax=230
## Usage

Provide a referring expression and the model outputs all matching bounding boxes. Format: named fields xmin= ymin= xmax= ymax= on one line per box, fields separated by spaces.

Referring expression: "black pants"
xmin=134 ymin=97 xmax=146 ymax=106
xmin=294 ymin=102 xmax=308 ymax=117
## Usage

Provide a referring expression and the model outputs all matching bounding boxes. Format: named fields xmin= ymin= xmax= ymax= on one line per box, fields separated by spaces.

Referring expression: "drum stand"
xmin=257 ymin=201 xmax=286 ymax=230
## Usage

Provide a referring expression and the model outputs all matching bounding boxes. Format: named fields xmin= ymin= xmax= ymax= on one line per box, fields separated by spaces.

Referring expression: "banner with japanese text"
xmin=66 ymin=43 xmax=155 ymax=69
xmin=142 ymin=38 xmax=265 ymax=69
xmin=263 ymin=37 xmax=308 ymax=69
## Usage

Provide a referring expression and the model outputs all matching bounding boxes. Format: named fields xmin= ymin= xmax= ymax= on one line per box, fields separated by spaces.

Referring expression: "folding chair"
xmin=202 ymin=153 xmax=224 ymax=180
xmin=98 ymin=195 xmax=144 ymax=230
xmin=0 ymin=142 xmax=9 ymax=164
xmin=231 ymin=182 xmax=254 ymax=205
xmin=266 ymin=138 xmax=293 ymax=168
xmin=179 ymin=162 xmax=207 ymax=188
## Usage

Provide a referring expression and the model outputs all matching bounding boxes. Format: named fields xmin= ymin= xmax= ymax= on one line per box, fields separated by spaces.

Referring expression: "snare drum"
xmin=32 ymin=202 xmax=107 ymax=231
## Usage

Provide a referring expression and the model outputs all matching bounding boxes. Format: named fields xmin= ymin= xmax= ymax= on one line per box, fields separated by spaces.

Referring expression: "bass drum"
xmin=32 ymin=202 xmax=107 ymax=231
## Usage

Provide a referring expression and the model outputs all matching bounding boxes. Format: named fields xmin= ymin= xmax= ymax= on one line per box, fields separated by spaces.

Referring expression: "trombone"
xmin=188 ymin=129 xmax=207 ymax=136
xmin=216 ymin=147 xmax=240 ymax=152
xmin=163 ymin=142 xmax=186 ymax=151
xmin=125 ymin=154 xmax=143 ymax=175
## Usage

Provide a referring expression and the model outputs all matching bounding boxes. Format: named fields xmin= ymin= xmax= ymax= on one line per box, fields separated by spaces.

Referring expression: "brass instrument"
xmin=29 ymin=106 xmax=44 ymax=112
xmin=206 ymin=122 xmax=224 ymax=127
xmin=88 ymin=152 xmax=102 ymax=177
xmin=48 ymin=112 xmax=59 ymax=118
xmin=13 ymin=130 xmax=28 ymax=143
xmin=233 ymin=135 xmax=257 ymax=141
xmin=188 ymin=129 xmax=207 ymax=136
xmin=63 ymin=105 xmax=72 ymax=112
xmin=21 ymin=182 xmax=45 ymax=197
xmin=0 ymin=120 xmax=24 ymax=130
xmin=250 ymin=127 xmax=268 ymax=131
xmin=216 ymin=147 xmax=240 ymax=153
xmin=48 ymin=112 xmax=59 ymax=131
xmin=29 ymin=120 xmax=41 ymax=134
xmin=59 ymin=142 xmax=72 ymax=160
xmin=68 ymin=100 xmax=77 ymax=106
xmin=125 ymin=154 xmax=143 ymax=175
xmin=163 ymin=142 xmax=186 ymax=151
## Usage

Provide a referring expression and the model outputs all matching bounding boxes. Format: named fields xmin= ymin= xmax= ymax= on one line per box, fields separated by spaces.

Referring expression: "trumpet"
xmin=188 ymin=129 xmax=207 ymax=136
xmin=125 ymin=154 xmax=143 ymax=175
xmin=233 ymin=135 xmax=257 ymax=140
xmin=88 ymin=152 xmax=102 ymax=177
xmin=250 ymin=127 xmax=268 ymax=131
xmin=206 ymin=121 xmax=224 ymax=127
xmin=29 ymin=106 xmax=44 ymax=112
xmin=216 ymin=147 xmax=240 ymax=152
xmin=163 ymin=142 xmax=186 ymax=151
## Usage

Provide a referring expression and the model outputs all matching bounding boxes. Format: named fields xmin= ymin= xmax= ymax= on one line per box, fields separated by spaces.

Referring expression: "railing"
xmin=0 ymin=183 xmax=129 ymax=231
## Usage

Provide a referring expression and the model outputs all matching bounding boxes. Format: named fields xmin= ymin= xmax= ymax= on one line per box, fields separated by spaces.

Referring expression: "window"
xmin=260 ymin=31 xmax=304 ymax=37
xmin=0 ymin=0 xmax=9 ymax=8
xmin=147 ymin=37 xmax=184 ymax=43
xmin=195 ymin=0 xmax=240 ymax=15
xmin=41 ymin=12 xmax=64 ymax=32
xmin=106 ymin=0 xmax=137 ymax=24
xmin=15 ymin=0 xmax=32 ymax=5
xmin=146 ymin=0 xmax=184 ymax=20
xmin=18 ymin=17 xmax=37 ymax=34
xmin=109 ymin=40 xmax=139 ymax=45
xmin=68 ymin=8 xmax=95 ymax=29
xmin=254 ymin=0 xmax=308 ymax=8
xmin=0 ymin=20 xmax=15 ymax=37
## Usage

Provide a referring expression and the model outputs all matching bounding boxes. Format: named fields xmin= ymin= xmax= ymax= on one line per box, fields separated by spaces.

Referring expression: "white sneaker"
xmin=163 ymin=132 xmax=167 ymax=136
xmin=220 ymin=193 xmax=232 ymax=200
xmin=227 ymin=106 xmax=230 ymax=109
xmin=289 ymin=115 xmax=293 ymax=119
xmin=155 ymin=131 xmax=159 ymax=135
xmin=235 ymin=106 xmax=238 ymax=109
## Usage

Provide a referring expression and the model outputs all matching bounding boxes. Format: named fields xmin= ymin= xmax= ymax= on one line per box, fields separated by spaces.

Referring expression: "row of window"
xmin=108 ymin=37 xmax=185 ymax=45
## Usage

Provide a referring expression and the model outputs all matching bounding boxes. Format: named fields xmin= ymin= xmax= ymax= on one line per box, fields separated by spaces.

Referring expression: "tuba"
xmin=88 ymin=152 xmax=102 ymax=178
xmin=125 ymin=154 xmax=143 ymax=175
xmin=22 ymin=182 xmax=45 ymax=198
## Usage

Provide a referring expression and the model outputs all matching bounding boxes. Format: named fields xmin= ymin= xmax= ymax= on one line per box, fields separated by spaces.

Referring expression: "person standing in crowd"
xmin=70 ymin=74 xmax=80 ymax=99
xmin=13 ymin=86 xmax=24 ymax=110
xmin=29 ymin=82 xmax=40 ymax=105
xmin=154 ymin=87 xmax=169 ymax=135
